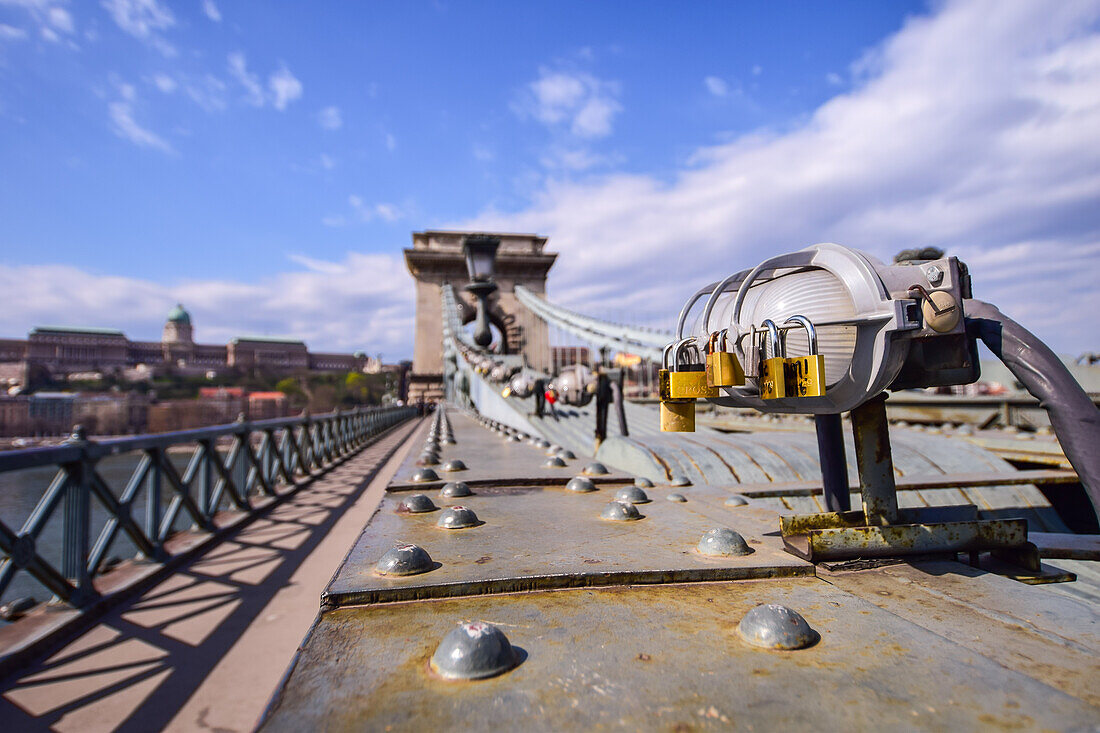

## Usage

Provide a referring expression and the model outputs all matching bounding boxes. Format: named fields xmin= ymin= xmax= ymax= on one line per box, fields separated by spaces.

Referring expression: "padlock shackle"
xmin=782 ymin=315 xmax=818 ymax=354
xmin=662 ymin=342 xmax=675 ymax=370
xmin=760 ymin=319 xmax=784 ymax=359
xmin=673 ymin=337 xmax=701 ymax=371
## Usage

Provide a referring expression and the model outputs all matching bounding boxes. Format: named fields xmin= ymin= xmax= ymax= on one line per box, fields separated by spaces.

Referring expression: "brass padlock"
xmin=659 ymin=338 xmax=714 ymax=432
xmin=758 ymin=319 xmax=788 ymax=400
xmin=660 ymin=401 xmax=696 ymax=431
xmin=705 ymin=329 xmax=745 ymax=388
xmin=782 ymin=315 xmax=826 ymax=398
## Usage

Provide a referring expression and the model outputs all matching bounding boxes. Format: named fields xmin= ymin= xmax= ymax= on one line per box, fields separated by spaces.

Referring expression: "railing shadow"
xmin=0 ymin=421 xmax=416 ymax=732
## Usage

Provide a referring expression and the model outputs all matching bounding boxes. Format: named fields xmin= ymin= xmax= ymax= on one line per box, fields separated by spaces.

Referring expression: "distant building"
xmin=0 ymin=304 xmax=369 ymax=385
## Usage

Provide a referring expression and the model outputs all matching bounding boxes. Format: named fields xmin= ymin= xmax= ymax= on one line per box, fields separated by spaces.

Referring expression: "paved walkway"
xmin=0 ymin=417 xmax=424 ymax=733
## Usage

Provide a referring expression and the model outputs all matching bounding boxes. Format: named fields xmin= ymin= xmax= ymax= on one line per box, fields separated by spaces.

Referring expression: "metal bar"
xmin=802 ymin=518 xmax=1029 ymax=562
xmin=851 ymin=395 xmax=899 ymax=526
xmin=146 ymin=449 xmax=163 ymax=553
xmin=60 ymin=433 xmax=94 ymax=604
xmin=814 ymin=413 xmax=850 ymax=512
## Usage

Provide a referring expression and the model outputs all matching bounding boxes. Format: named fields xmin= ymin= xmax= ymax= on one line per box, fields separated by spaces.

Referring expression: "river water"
xmin=0 ymin=450 xmax=210 ymax=607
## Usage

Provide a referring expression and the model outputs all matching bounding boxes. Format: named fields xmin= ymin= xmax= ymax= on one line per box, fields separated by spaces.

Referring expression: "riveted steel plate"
xmin=263 ymin=574 xmax=1100 ymax=731
xmin=323 ymin=482 xmax=811 ymax=607
xmin=388 ymin=413 xmax=629 ymax=491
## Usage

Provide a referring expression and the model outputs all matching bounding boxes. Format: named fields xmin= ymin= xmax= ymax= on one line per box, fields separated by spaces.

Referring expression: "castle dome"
xmin=167 ymin=304 xmax=191 ymax=325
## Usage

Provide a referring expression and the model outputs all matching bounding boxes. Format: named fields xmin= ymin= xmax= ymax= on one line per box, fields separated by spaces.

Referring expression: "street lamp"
xmin=462 ymin=234 xmax=500 ymax=348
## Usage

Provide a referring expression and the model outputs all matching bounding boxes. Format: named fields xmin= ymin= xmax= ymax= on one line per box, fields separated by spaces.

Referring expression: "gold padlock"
xmin=782 ymin=315 xmax=826 ymax=398
xmin=659 ymin=338 xmax=713 ymax=432
xmin=705 ymin=329 xmax=745 ymax=388
xmin=758 ymin=319 xmax=788 ymax=400
xmin=660 ymin=401 xmax=696 ymax=431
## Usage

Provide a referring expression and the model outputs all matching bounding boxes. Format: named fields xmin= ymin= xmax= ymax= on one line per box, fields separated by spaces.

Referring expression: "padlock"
xmin=668 ymin=340 xmax=718 ymax=400
xmin=782 ymin=315 xmax=826 ymax=398
xmin=659 ymin=339 xmax=715 ymax=432
xmin=705 ymin=329 xmax=745 ymax=388
xmin=758 ymin=319 xmax=788 ymax=400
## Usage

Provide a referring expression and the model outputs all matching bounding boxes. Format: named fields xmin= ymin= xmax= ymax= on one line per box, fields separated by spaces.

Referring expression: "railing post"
xmin=61 ymin=425 xmax=95 ymax=605
xmin=198 ymin=440 xmax=213 ymax=519
xmin=146 ymin=448 xmax=164 ymax=556
xmin=850 ymin=395 xmax=899 ymax=526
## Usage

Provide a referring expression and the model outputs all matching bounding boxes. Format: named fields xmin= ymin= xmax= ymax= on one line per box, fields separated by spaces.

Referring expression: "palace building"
xmin=0 ymin=304 xmax=368 ymax=386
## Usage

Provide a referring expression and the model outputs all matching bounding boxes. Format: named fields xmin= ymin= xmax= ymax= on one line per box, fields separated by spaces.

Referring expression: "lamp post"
xmin=462 ymin=234 xmax=500 ymax=348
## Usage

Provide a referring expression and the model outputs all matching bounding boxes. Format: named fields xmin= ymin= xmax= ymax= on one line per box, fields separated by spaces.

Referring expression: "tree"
xmin=345 ymin=372 xmax=369 ymax=403
xmin=276 ymin=377 xmax=301 ymax=395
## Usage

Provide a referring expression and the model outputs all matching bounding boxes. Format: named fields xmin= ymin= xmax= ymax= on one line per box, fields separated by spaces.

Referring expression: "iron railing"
xmin=0 ymin=406 xmax=415 ymax=608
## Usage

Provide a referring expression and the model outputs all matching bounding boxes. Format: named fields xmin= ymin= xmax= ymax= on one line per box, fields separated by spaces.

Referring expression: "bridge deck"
xmin=0 ymin=417 xmax=425 ymax=733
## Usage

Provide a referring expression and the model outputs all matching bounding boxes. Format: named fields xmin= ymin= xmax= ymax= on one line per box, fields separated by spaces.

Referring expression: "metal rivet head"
xmin=583 ymin=462 xmax=609 ymax=476
xmin=430 ymin=621 xmax=519 ymax=680
xmin=557 ymin=449 xmax=576 ymax=460
xmin=440 ymin=481 xmax=472 ymax=498
xmin=444 ymin=437 xmax=457 ymax=445
xmin=667 ymin=493 xmax=687 ymax=502
xmin=442 ymin=459 xmax=468 ymax=472
xmin=670 ymin=476 xmax=692 ymax=487
xmin=737 ymin=604 xmax=819 ymax=650
xmin=614 ymin=486 xmax=651 ymax=504
xmin=724 ymin=495 xmax=748 ymax=506
xmin=543 ymin=456 xmax=567 ymax=468
xmin=634 ymin=477 xmax=654 ymax=488
xmin=398 ymin=493 xmax=437 ymax=513
xmin=566 ymin=476 xmax=597 ymax=493
xmin=374 ymin=543 xmax=434 ymax=576
xmin=600 ymin=500 xmax=642 ymax=521
xmin=410 ymin=468 xmax=440 ymax=483
xmin=436 ymin=506 xmax=482 ymax=529
xmin=507 ymin=435 xmax=521 ymax=442
xmin=545 ymin=445 xmax=563 ymax=456
xmin=417 ymin=452 xmax=440 ymax=466
xmin=697 ymin=528 xmax=753 ymax=556
xmin=536 ymin=440 xmax=551 ymax=449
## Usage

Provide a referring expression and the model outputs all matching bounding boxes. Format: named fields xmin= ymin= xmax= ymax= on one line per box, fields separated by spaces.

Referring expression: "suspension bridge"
xmin=0 ymin=230 xmax=1097 ymax=731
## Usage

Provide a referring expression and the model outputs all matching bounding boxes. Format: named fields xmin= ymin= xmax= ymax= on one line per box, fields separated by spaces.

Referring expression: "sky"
xmin=0 ymin=0 xmax=1098 ymax=359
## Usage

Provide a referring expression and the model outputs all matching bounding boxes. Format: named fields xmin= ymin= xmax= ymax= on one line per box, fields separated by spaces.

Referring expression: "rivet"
xmin=543 ymin=456 xmax=567 ymax=468
xmin=545 ymin=445 xmax=563 ymax=456
xmin=440 ymin=481 xmax=472 ymax=498
xmin=697 ymin=528 xmax=753 ymax=556
xmin=442 ymin=459 xmax=468 ymax=472
xmin=566 ymin=476 xmax=597 ymax=493
xmin=430 ymin=621 xmax=519 ymax=680
xmin=374 ymin=543 xmax=435 ymax=576
xmin=583 ymin=462 xmax=609 ymax=476
xmin=537 ymin=440 xmax=551 ymax=449
xmin=670 ymin=476 xmax=692 ymax=487
xmin=410 ymin=468 xmax=440 ymax=483
xmin=600 ymin=500 xmax=642 ymax=521
xmin=556 ymin=449 xmax=576 ymax=460
xmin=436 ymin=505 xmax=482 ymax=529
xmin=397 ymin=493 xmax=437 ymax=513
xmin=614 ymin=486 xmax=651 ymax=504
xmin=737 ymin=604 xmax=819 ymax=650
xmin=417 ymin=452 xmax=440 ymax=466
xmin=634 ymin=477 xmax=654 ymax=488
xmin=667 ymin=493 xmax=687 ymax=502
xmin=507 ymin=435 xmax=521 ymax=442
xmin=724 ymin=495 xmax=748 ymax=506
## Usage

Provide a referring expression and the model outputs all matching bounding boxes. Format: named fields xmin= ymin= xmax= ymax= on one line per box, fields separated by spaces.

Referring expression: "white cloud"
xmin=47 ymin=6 xmax=72 ymax=33
xmin=201 ymin=0 xmax=220 ymax=22
xmin=108 ymin=85 xmax=174 ymax=153
xmin=227 ymin=51 xmax=264 ymax=106
xmin=268 ymin=65 xmax=302 ymax=110
xmin=0 ymin=23 xmax=27 ymax=39
xmin=704 ymin=76 xmax=729 ymax=97
xmin=152 ymin=73 xmax=176 ymax=93
xmin=752 ymin=65 xmax=763 ymax=76
xmin=183 ymin=74 xmax=227 ymax=112
xmin=385 ymin=132 xmax=396 ymax=151
xmin=462 ymin=0 xmax=1100 ymax=354
xmin=317 ymin=105 xmax=342 ymax=130
xmin=348 ymin=194 xmax=402 ymax=222
xmin=321 ymin=215 xmax=346 ymax=228
xmin=825 ymin=72 xmax=843 ymax=86
xmin=319 ymin=153 xmax=336 ymax=169
xmin=101 ymin=0 xmax=175 ymax=55
xmin=0 ymin=253 xmax=415 ymax=355
xmin=517 ymin=68 xmax=622 ymax=139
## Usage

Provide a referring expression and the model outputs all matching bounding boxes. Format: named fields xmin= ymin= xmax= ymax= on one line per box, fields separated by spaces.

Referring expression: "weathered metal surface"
xmin=389 ymin=414 xmax=630 ymax=492
xmin=786 ymin=518 xmax=1029 ymax=562
xmin=1030 ymin=531 xmax=1100 ymax=560
xmin=263 ymin=574 xmax=1100 ymax=731
xmin=323 ymin=479 xmax=811 ymax=607
xmin=851 ymin=396 xmax=899 ymax=526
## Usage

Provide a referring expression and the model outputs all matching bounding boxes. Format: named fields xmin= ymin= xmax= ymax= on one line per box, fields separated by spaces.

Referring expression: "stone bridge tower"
xmin=404 ymin=231 xmax=556 ymax=403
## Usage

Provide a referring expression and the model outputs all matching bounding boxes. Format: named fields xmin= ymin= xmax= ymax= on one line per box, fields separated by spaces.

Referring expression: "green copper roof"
xmin=167 ymin=303 xmax=191 ymax=325
xmin=33 ymin=326 xmax=126 ymax=336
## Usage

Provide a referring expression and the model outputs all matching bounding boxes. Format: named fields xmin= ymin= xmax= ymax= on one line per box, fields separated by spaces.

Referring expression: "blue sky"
xmin=1 ymin=0 xmax=1098 ymax=359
